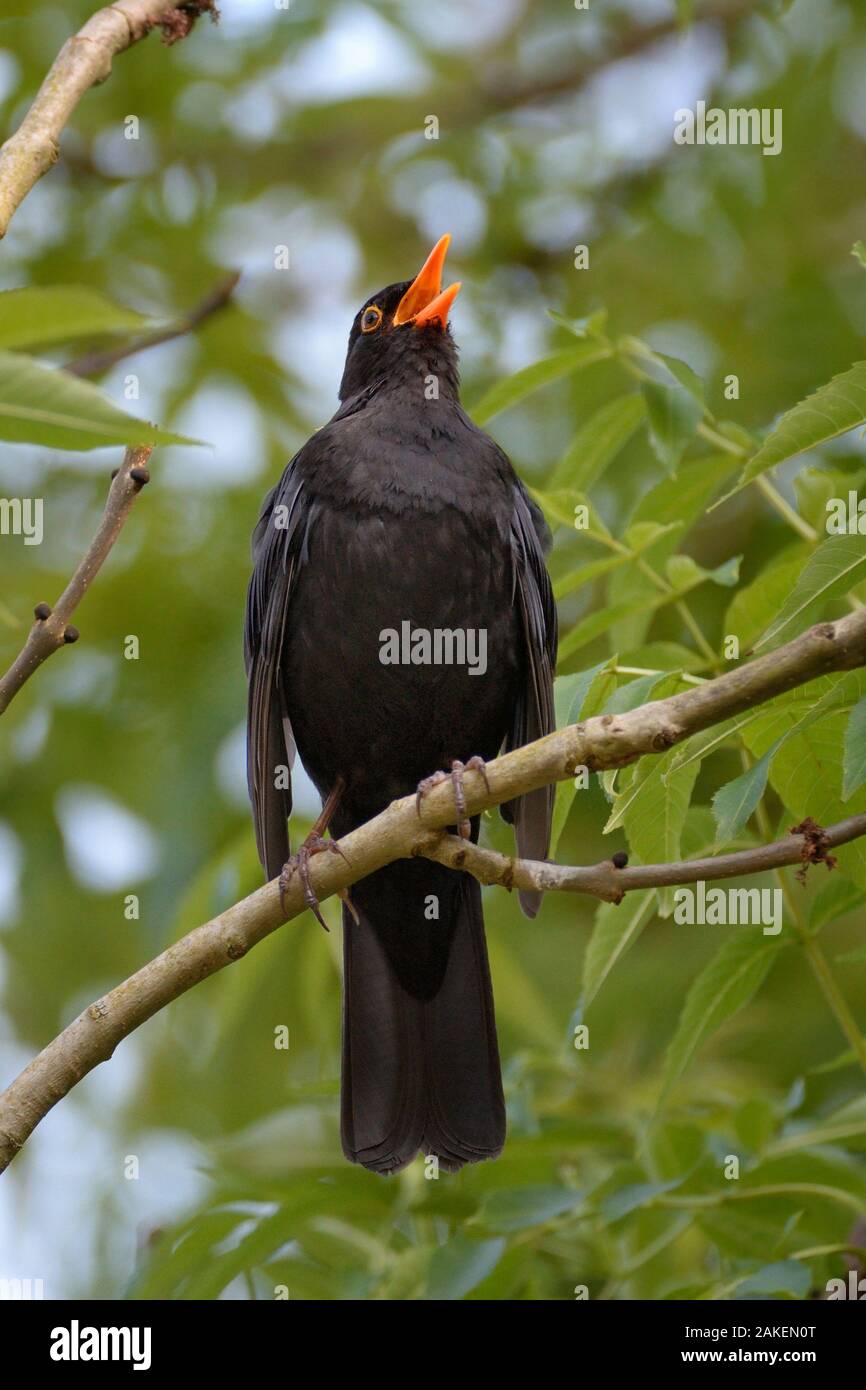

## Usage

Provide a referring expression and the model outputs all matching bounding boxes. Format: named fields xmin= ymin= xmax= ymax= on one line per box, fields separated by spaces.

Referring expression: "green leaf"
xmin=0 ymin=349 xmax=198 ymax=450
xmin=582 ymin=889 xmax=657 ymax=1009
xmin=809 ymin=874 xmax=866 ymax=933
xmin=724 ymin=545 xmax=811 ymax=651
xmin=653 ymin=352 xmax=705 ymax=404
xmin=548 ymin=307 xmax=608 ymax=340
xmin=629 ymin=453 xmax=738 ymax=535
xmin=726 ymin=361 xmax=866 ymax=498
xmin=558 ymin=599 xmax=654 ymax=664
xmin=603 ymin=671 xmax=669 ymax=715
xmin=661 ymin=930 xmax=785 ymax=1097
xmin=641 ymin=379 xmax=704 ymax=473
xmin=742 ymin=670 xmax=866 ymax=892
xmin=558 ymin=548 xmax=732 ymax=668
xmin=853 ymin=241 xmax=866 ymax=270
xmin=551 ymin=659 xmax=618 ymax=851
xmin=553 ymin=553 xmax=623 ymax=600
xmin=735 ymin=1260 xmax=811 ymax=1299
xmin=843 ymin=693 xmax=866 ymax=799
xmin=549 ymin=393 xmax=646 ymax=490
xmin=665 ymin=711 xmax=762 ymax=781
xmin=618 ymin=754 xmax=700 ymax=916
xmin=619 ymin=337 xmax=705 ymax=402
xmin=666 ymin=552 xmax=741 ymax=591
xmin=470 ymin=343 xmax=610 ymax=426
xmin=474 ymin=1186 xmax=582 ymax=1233
xmin=754 ymin=534 xmax=866 ymax=651
xmin=712 ymin=673 xmax=861 ymax=842
xmin=712 ymin=741 xmax=780 ymax=843
xmin=601 ymin=1177 xmax=683 ymax=1222
xmin=624 ymin=639 xmax=708 ymax=674
xmin=796 ymin=465 xmax=866 ymax=533
xmin=733 ymin=1096 xmax=777 ymax=1153
xmin=530 ymin=485 xmax=610 ymax=534
xmin=553 ymin=522 xmax=681 ymax=606
xmin=424 ymin=1237 xmax=506 ymax=1301
xmin=0 ymin=285 xmax=151 ymax=351
xmin=607 ymin=454 xmax=740 ymax=650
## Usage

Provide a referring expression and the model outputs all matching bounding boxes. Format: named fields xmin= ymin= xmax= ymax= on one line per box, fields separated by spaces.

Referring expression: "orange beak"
xmin=393 ymin=234 xmax=461 ymax=330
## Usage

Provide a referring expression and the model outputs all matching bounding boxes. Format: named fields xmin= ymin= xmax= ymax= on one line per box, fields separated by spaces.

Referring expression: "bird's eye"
xmin=361 ymin=305 xmax=382 ymax=333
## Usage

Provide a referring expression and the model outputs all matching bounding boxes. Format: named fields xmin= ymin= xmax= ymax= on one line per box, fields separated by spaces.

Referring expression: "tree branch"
xmin=422 ymin=815 xmax=866 ymax=904
xmin=0 ymin=272 xmax=238 ymax=716
xmin=2 ymin=607 xmax=866 ymax=1173
xmin=64 ymin=271 xmax=240 ymax=378
xmin=0 ymin=0 xmax=217 ymax=240
xmin=474 ymin=0 xmax=759 ymax=118
xmin=0 ymin=445 xmax=152 ymax=716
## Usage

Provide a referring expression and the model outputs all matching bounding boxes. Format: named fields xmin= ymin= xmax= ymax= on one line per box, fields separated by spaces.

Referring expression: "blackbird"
xmin=245 ymin=235 xmax=557 ymax=1174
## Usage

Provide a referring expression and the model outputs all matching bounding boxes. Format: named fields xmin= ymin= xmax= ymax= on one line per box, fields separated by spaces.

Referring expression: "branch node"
xmin=87 ymin=1000 xmax=109 ymax=1021
xmin=791 ymin=816 xmax=838 ymax=883
xmin=158 ymin=2 xmax=221 ymax=46
xmin=651 ymin=727 xmax=677 ymax=750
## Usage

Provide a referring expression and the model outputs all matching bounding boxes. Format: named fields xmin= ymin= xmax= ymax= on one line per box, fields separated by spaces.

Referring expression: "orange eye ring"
xmin=361 ymin=305 xmax=382 ymax=333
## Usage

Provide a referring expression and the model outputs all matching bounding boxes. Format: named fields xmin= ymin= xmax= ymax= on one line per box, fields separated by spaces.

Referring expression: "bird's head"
xmin=339 ymin=234 xmax=462 ymax=402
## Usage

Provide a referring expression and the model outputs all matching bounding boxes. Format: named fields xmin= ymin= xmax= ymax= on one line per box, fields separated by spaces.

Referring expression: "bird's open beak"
xmin=393 ymin=234 xmax=461 ymax=330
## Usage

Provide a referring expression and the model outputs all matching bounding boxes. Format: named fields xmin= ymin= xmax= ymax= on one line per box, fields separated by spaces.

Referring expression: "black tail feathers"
xmin=340 ymin=857 xmax=505 ymax=1174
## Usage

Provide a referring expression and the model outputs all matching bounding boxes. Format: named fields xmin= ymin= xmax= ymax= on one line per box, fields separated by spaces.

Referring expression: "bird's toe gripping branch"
xmin=416 ymin=755 xmax=491 ymax=837
xmin=278 ymin=836 xmax=349 ymax=931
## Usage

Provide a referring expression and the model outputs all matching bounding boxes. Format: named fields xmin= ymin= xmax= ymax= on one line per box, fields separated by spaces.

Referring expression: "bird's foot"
xmin=415 ymin=756 xmax=490 ymax=838
xmin=279 ymin=834 xmax=347 ymax=931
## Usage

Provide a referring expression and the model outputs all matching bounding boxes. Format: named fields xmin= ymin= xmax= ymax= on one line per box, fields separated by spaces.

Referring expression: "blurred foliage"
xmin=1 ymin=0 xmax=866 ymax=1300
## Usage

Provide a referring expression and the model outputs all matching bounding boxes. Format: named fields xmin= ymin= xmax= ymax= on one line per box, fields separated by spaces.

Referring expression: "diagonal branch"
xmin=0 ymin=0 xmax=218 ymax=240
xmin=64 ymin=271 xmax=240 ymax=378
xmin=0 ymin=445 xmax=152 ymax=716
xmin=1 ymin=607 xmax=866 ymax=1173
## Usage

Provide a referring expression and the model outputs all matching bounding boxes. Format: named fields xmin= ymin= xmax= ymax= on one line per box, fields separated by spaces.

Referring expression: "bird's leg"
xmin=416 ymin=756 xmax=490 ymax=838
xmin=279 ymin=777 xmax=349 ymax=931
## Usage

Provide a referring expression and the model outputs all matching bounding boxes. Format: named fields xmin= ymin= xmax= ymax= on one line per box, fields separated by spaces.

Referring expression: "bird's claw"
xmin=415 ymin=755 xmax=490 ymax=835
xmin=278 ymin=834 xmax=347 ymax=931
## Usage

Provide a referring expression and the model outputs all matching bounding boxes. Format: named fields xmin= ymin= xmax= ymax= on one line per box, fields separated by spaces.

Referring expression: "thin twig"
xmin=64 ymin=271 xmax=240 ymax=378
xmin=0 ymin=446 xmax=152 ymax=716
xmin=0 ymin=0 xmax=218 ymax=240
xmin=2 ymin=607 xmax=866 ymax=1173
xmin=420 ymin=814 xmax=866 ymax=905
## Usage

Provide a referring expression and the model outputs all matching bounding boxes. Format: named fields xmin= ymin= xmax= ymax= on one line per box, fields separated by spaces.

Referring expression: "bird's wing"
xmin=244 ymin=456 xmax=308 ymax=879
xmin=502 ymin=480 xmax=558 ymax=917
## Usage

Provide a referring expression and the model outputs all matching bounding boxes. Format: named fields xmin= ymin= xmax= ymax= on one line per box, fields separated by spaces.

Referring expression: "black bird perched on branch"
xmin=245 ymin=236 xmax=557 ymax=1174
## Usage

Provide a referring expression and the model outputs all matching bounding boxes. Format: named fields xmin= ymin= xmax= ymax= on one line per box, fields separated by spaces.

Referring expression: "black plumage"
xmin=245 ymin=239 xmax=557 ymax=1173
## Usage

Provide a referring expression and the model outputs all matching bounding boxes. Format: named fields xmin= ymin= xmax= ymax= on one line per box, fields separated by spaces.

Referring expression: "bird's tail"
xmin=340 ymin=856 xmax=505 ymax=1174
